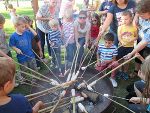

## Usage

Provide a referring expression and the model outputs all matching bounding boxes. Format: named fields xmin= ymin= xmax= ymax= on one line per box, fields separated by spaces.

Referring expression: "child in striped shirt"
xmin=95 ymin=33 xmax=119 ymax=87
xmin=48 ymin=19 xmax=63 ymax=76
xmin=62 ymin=9 xmax=76 ymax=67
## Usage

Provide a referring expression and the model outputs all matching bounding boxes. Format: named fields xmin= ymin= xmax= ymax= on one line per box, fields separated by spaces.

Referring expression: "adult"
xmin=36 ymin=0 xmax=59 ymax=60
xmin=96 ymin=0 xmax=136 ymax=46
xmin=74 ymin=10 xmax=91 ymax=64
xmin=99 ymin=0 xmax=113 ymax=25
xmin=125 ymin=0 xmax=150 ymax=59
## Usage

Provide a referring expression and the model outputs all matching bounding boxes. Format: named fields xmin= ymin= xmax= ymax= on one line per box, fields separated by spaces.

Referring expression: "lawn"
xmin=0 ymin=2 xmax=139 ymax=112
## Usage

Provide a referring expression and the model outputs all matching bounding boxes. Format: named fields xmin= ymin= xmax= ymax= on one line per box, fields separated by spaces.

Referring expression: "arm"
xmin=117 ymin=26 xmax=123 ymax=45
xmin=99 ymin=10 xmax=108 ymax=15
xmin=0 ymin=50 xmax=11 ymax=58
xmin=26 ymin=25 xmax=37 ymax=36
xmin=129 ymin=40 xmax=148 ymax=57
xmin=37 ymin=41 xmax=43 ymax=57
xmin=96 ymin=13 xmax=113 ymax=43
xmin=133 ymin=13 xmax=139 ymax=28
xmin=32 ymin=101 xmax=44 ymax=113
xmin=36 ymin=7 xmax=49 ymax=21
xmin=130 ymin=97 xmax=150 ymax=105
xmin=12 ymin=46 xmax=23 ymax=54
xmin=85 ymin=23 xmax=91 ymax=47
xmin=74 ymin=24 xmax=80 ymax=47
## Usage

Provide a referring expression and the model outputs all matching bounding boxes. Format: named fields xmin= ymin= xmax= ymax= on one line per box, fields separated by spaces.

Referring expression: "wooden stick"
xmin=26 ymin=80 xmax=75 ymax=98
xmin=88 ymin=56 xmax=137 ymax=86
xmin=50 ymin=95 xmax=62 ymax=113
xmin=15 ymin=61 xmax=53 ymax=82
xmin=16 ymin=70 xmax=50 ymax=83
xmin=97 ymin=92 xmax=135 ymax=113
xmin=32 ymin=50 xmax=61 ymax=83
xmin=86 ymin=57 xmax=124 ymax=83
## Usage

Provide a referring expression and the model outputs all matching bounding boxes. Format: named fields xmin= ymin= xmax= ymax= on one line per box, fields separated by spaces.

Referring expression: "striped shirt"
xmin=62 ymin=21 xmax=75 ymax=44
xmin=36 ymin=3 xmax=59 ymax=33
xmin=48 ymin=30 xmax=63 ymax=48
xmin=97 ymin=44 xmax=118 ymax=61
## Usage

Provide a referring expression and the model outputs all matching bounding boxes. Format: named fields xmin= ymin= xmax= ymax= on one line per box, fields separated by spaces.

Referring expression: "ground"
xmin=0 ymin=1 xmax=140 ymax=113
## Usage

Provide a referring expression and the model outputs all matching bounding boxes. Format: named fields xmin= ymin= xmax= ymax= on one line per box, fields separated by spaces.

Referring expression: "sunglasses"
xmin=92 ymin=20 xmax=97 ymax=22
xmin=79 ymin=16 xmax=86 ymax=19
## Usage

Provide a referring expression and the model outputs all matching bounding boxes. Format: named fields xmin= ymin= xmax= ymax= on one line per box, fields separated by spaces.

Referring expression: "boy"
xmin=0 ymin=57 xmax=43 ymax=113
xmin=95 ymin=33 xmax=119 ymax=87
xmin=24 ymin=16 xmax=43 ymax=70
xmin=9 ymin=16 xmax=37 ymax=80
xmin=0 ymin=14 xmax=12 ymax=59
xmin=117 ymin=11 xmax=137 ymax=78
xmin=48 ymin=19 xmax=63 ymax=77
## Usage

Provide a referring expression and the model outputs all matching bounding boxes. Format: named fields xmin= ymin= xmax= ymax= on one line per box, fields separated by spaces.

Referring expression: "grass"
xmin=1 ymin=3 xmax=139 ymax=112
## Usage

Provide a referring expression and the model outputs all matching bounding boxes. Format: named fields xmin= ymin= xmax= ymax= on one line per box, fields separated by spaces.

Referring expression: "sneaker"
xmin=110 ymin=78 xmax=118 ymax=88
xmin=121 ymin=72 xmax=129 ymax=80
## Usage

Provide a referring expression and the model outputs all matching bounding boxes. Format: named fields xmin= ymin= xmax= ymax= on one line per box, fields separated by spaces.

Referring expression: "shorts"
xmin=135 ymin=47 xmax=150 ymax=64
xmin=117 ymin=47 xmax=133 ymax=59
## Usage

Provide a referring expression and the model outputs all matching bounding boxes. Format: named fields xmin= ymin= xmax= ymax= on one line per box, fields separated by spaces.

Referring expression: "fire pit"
xmin=30 ymin=67 xmax=113 ymax=113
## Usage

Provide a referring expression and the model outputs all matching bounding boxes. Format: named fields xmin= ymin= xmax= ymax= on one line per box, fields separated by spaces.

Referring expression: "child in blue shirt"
xmin=48 ymin=19 xmax=63 ymax=77
xmin=9 ymin=16 xmax=38 ymax=80
xmin=0 ymin=57 xmax=43 ymax=113
xmin=95 ymin=33 xmax=119 ymax=87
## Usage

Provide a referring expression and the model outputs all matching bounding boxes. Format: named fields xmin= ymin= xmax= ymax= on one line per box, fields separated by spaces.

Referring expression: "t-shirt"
xmin=138 ymin=18 xmax=150 ymax=48
xmin=0 ymin=29 xmax=10 ymax=55
xmin=48 ymin=30 xmax=63 ymax=48
xmin=62 ymin=21 xmax=75 ymax=44
xmin=99 ymin=1 xmax=113 ymax=24
xmin=36 ymin=3 xmax=59 ymax=33
xmin=91 ymin=25 xmax=99 ymax=38
xmin=97 ymin=44 xmax=118 ymax=61
xmin=74 ymin=19 xmax=91 ymax=38
xmin=0 ymin=94 xmax=32 ymax=113
xmin=118 ymin=24 xmax=137 ymax=47
xmin=108 ymin=0 xmax=136 ymax=33
xmin=9 ymin=30 xmax=35 ymax=63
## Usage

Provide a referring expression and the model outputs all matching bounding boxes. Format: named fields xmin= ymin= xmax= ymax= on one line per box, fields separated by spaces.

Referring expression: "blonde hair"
xmin=63 ymin=9 xmax=73 ymax=19
xmin=14 ymin=16 xmax=27 ymax=26
xmin=49 ymin=19 xmax=59 ymax=28
xmin=0 ymin=58 xmax=16 ymax=89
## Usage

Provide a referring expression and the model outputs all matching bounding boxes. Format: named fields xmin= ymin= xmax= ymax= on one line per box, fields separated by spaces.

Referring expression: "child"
xmin=90 ymin=13 xmax=100 ymax=46
xmin=117 ymin=11 xmax=137 ymax=78
xmin=0 ymin=57 xmax=43 ymax=113
xmin=7 ymin=4 xmax=17 ymax=24
xmin=128 ymin=55 xmax=150 ymax=113
xmin=0 ymin=14 xmax=12 ymax=59
xmin=9 ymin=16 xmax=38 ymax=80
xmin=62 ymin=9 xmax=76 ymax=67
xmin=23 ymin=16 xmax=43 ymax=69
xmin=95 ymin=33 xmax=119 ymax=87
xmin=48 ymin=19 xmax=63 ymax=77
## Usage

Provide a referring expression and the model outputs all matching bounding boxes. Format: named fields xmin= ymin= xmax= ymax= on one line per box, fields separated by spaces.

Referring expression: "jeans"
xmin=37 ymin=28 xmax=51 ymax=58
xmin=66 ymin=43 xmax=76 ymax=65
xmin=109 ymin=29 xmax=118 ymax=47
xmin=51 ymin=47 xmax=61 ymax=68
xmin=77 ymin=37 xmax=85 ymax=64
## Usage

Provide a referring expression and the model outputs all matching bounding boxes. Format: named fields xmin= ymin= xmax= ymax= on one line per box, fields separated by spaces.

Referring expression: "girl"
xmin=74 ymin=10 xmax=91 ymax=64
xmin=62 ymin=9 xmax=76 ymax=67
xmin=128 ymin=55 xmax=150 ymax=113
xmin=89 ymin=13 xmax=100 ymax=47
